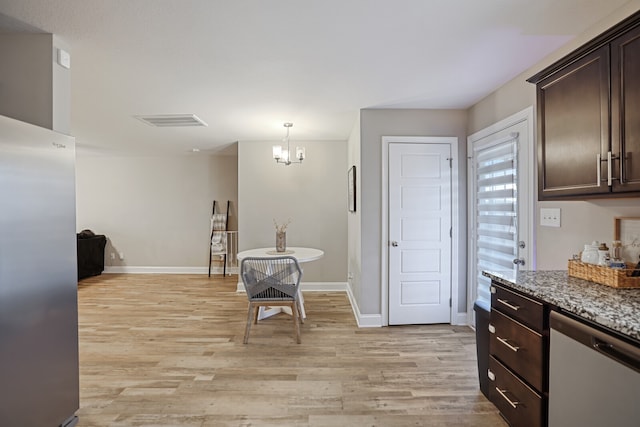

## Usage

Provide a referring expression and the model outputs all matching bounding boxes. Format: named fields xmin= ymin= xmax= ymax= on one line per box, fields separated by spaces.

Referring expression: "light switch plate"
xmin=540 ymin=208 xmax=561 ymax=227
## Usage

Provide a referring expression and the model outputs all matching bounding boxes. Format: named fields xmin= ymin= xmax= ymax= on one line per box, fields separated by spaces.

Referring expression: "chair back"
xmin=241 ymin=256 xmax=302 ymax=301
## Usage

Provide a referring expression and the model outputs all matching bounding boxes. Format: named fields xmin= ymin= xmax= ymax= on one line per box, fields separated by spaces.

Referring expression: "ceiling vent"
xmin=134 ymin=114 xmax=208 ymax=127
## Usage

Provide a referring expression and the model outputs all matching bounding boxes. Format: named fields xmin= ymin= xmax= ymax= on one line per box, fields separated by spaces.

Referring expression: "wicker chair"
xmin=240 ymin=256 xmax=303 ymax=344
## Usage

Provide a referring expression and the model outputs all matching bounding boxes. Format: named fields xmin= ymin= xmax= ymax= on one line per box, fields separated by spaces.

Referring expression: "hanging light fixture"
xmin=272 ymin=122 xmax=305 ymax=165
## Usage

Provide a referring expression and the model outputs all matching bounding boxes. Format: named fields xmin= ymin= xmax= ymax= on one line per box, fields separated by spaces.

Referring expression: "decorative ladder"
xmin=209 ymin=200 xmax=230 ymax=277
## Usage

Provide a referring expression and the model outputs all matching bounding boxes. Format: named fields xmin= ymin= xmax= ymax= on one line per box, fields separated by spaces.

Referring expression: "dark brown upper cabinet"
xmin=611 ymin=24 xmax=640 ymax=193
xmin=528 ymin=11 xmax=640 ymax=200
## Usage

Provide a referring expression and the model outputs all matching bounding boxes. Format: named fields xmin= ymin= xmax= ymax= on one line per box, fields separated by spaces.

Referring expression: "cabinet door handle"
xmin=496 ymin=336 xmax=520 ymax=352
xmin=497 ymin=298 xmax=520 ymax=311
xmin=495 ymin=387 xmax=521 ymax=409
xmin=607 ymin=151 xmax=613 ymax=186
xmin=597 ymin=153 xmax=602 ymax=186
xmin=620 ymin=151 xmax=625 ymax=184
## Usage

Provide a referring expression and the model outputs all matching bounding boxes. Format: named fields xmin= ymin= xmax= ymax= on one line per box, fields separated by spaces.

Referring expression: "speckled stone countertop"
xmin=482 ymin=270 xmax=640 ymax=342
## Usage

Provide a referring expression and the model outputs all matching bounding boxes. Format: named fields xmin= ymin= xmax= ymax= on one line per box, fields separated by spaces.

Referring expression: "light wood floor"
xmin=76 ymin=274 xmax=505 ymax=426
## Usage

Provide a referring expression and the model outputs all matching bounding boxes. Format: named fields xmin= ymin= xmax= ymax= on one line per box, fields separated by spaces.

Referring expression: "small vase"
xmin=276 ymin=231 xmax=286 ymax=252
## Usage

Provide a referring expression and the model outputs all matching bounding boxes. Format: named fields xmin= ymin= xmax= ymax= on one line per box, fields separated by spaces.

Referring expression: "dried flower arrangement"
xmin=273 ymin=218 xmax=291 ymax=233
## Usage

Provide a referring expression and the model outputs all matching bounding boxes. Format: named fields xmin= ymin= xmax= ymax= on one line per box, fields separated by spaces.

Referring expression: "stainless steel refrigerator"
xmin=0 ymin=115 xmax=79 ymax=426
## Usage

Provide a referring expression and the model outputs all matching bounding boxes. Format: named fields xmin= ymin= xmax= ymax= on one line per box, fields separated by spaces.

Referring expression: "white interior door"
xmin=467 ymin=109 xmax=533 ymax=316
xmin=388 ymin=142 xmax=452 ymax=325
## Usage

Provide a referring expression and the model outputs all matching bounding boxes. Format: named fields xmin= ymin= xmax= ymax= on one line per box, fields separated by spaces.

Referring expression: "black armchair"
xmin=77 ymin=230 xmax=107 ymax=280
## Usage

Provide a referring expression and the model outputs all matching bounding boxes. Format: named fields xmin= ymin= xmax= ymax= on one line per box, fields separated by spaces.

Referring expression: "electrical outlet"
xmin=110 ymin=252 xmax=116 ymax=260
xmin=118 ymin=252 xmax=124 ymax=260
xmin=540 ymin=208 xmax=561 ymax=227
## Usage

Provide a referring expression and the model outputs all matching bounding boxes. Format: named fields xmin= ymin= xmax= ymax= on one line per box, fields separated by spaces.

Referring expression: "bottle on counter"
xmin=597 ymin=243 xmax=610 ymax=266
xmin=610 ymin=240 xmax=626 ymax=268
xmin=612 ymin=240 xmax=623 ymax=261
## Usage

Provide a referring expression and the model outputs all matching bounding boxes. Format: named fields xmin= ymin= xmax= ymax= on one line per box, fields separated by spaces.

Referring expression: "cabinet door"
xmin=536 ymin=46 xmax=610 ymax=199
xmin=612 ymin=24 xmax=640 ymax=192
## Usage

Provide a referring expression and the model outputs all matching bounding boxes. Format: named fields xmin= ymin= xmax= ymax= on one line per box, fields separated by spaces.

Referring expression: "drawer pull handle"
xmin=497 ymin=298 xmax=520 ymax=311
xmin=496 ymin=336 xmax=520 ymax=352
xmin=496 ymin=387 xmax=521 ymax=409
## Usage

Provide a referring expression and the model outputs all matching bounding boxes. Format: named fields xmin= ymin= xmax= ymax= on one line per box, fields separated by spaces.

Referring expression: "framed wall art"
xmin=614 ymin=217 xmax=640 ymax=263
xmin=348 ymin=165 xmax=356 ymax=212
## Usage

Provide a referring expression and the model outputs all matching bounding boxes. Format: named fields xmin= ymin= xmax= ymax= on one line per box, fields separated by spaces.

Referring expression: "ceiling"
xmin=0 ymin=0 xmax=633 ymax=155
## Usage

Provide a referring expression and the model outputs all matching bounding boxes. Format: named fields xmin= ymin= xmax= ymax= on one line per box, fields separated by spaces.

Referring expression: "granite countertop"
xmin=482 ymin=270 xmax=640 ymax=342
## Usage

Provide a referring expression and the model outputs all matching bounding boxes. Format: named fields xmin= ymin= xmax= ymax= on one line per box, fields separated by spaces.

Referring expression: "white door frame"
xmin=381 ymin=136 xmax=460 ymax=326
xmin=466 ymin=106 xmax=535 ymax=325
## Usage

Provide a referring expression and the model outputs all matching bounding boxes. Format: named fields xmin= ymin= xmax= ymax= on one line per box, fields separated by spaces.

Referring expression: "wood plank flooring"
xmin=76 ymin=274 xmax=505 ymax=426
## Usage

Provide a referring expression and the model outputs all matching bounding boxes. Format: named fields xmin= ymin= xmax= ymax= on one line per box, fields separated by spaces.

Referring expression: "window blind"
xmin=474 ymin=136 xmax=518 ymax=306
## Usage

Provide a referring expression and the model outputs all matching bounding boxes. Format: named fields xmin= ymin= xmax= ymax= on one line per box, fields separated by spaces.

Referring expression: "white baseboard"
xmin=453 ymin=312 xmax=468 ymax=326
xmin=100 ymin=268 xmax=459 ymax=328
xmin=343 ymin=284 xmax=467 ymax=328
xmin=235 ymin=281 xmax=349 ymax=293
xmin=103 ymin=266 xmax=239 ymax=275
xmin=209 ymin=266 xmax=240 ymax=275
xmin=301 ymin=282 xmax=349 ymax=291
xmin=345 ymin=283 xmax=383 ymax=327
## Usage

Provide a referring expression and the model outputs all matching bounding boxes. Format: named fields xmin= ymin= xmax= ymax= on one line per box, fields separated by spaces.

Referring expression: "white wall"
xmin=51 ymin=35 xmax=71 ymax=134
xmin=536 ymin=200 xmax=640 ymax=269
xmin=0 ymin=33 xmax=70 ymax=134
xmin=347 ymin=116 xmax=362 ymax=304
xmin=358 ymin=109 xmax=468 ymax=317
xmin=238 ymin=139 xmax=347 ymax=283
xmin=76 ymin=153 xmax=238 ymax=269
xmin=468 ymin=1 xmax=640 ymax=134
xmin=467 ymin=1 xmax=640 ymax=270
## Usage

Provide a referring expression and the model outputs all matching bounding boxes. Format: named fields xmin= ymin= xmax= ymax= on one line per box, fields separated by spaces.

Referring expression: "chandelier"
xmin=272 ymin=122 xmax=305 ymax=165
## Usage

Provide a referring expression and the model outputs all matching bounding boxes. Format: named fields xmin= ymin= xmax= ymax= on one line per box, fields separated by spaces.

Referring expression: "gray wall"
xmin=238 ymin=139 xmax=347 ymax=283
xmin=0 ymin=33 xmax=70 ymax=134
xmin=76 ymin=153 xmax=238 ymax=269
xmin=467 ymin=1 xmax=640 ymax=270
xmin=358 ymin=109 xmax=468 ymax=316
xmin=347 ymin=116 xmax=362 ymax=304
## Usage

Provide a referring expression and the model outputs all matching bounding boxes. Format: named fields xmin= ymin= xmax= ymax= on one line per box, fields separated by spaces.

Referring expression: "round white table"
xmin=237 ymin=247 xmax=324 ymax=263
xmin=236 ymin=247 xmax=324 ymax=319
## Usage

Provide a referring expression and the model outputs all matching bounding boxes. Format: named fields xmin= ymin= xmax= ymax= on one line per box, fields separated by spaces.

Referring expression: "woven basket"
xmin=568 ymin=259 xmax=640 ymax=288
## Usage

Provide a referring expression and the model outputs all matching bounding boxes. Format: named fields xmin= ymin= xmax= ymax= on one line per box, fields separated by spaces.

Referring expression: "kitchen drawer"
xmin=489 ymin=355 xmax=543 ymax=427
xmin=490 ymin=309 xmax=544 ymax=391
xmin=491 ymin=283 xmax=544 ymax=332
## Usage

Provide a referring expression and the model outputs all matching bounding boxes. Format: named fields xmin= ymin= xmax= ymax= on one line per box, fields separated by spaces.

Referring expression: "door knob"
xmin=391 ymin=241 xmax=398 ymax=247
xmin=513 ymin=258 xmax=525 ymax=266
xmin=518 ymin=241 xmax=526 ymax=249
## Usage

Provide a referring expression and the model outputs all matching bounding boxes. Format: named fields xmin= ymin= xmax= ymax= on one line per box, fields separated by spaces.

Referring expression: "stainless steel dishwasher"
xmin=549 ymin=310 xmax=640 ymax=427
